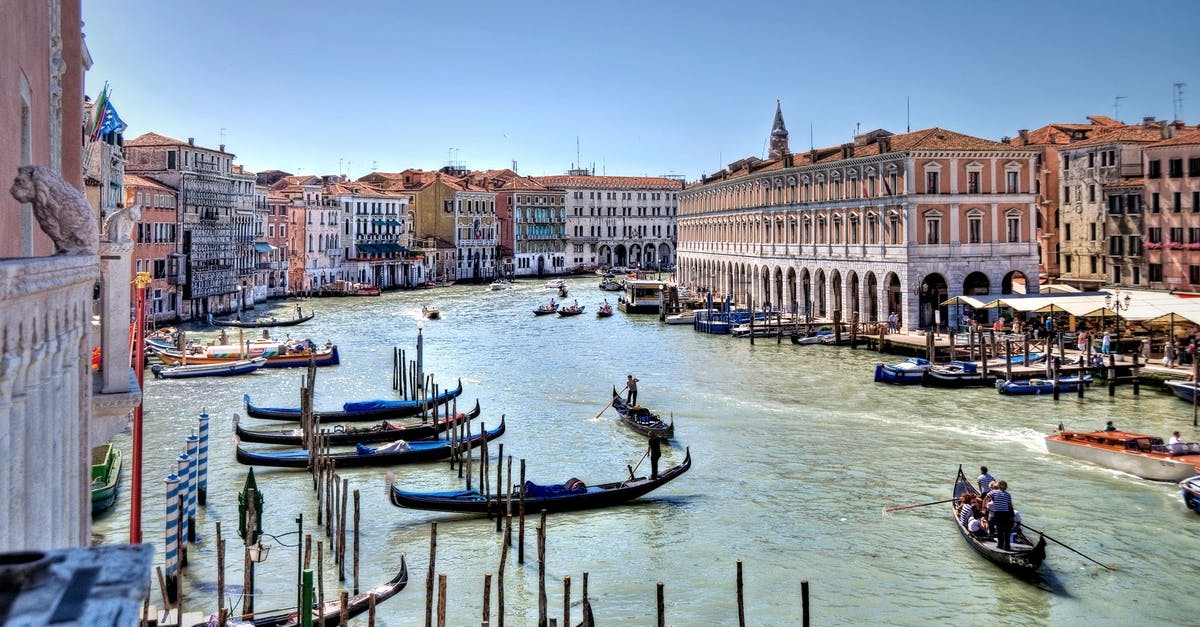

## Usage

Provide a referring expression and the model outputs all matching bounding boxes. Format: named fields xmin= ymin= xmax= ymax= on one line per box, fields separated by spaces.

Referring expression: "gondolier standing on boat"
xmin=648 ymin=435 xmax=662 ymax=479
xmin=985 ymin=480 xmax=1014 ymax=550
xmin=626 ymin=374 xmax=639 ymax=406
xmin=977 ymin=466 xmax=995 ymax=495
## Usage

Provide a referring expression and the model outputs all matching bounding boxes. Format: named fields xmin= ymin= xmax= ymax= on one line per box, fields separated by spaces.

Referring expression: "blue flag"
xmin=93 ymin=101 xmax=126 ymax=139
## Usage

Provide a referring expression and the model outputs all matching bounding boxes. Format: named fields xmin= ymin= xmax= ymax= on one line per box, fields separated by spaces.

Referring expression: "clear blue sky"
xmin=84 ymin=0 xmax=1200 ymax=181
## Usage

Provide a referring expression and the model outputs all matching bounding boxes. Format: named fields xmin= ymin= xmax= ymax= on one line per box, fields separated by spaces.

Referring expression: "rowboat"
xmin=151 ymin=357 xmax=267 ymax=379
xmin=598 ymin=279 xmax=623 ymax=291
xmin=533 ymin=303 xmax=559 ymax=316
xmin=212 ymin=311 xmax=315 ymax=329
xmin=1044 ymin=429 xmax=1200 ymax=481
xmin=952 ymin=466 xmax=1045 ymax=574
xmin=874 ymin=358 xmax=931 ymax=385
xmin=150 ymin=342 xmax=340 ymax=369
xmin=1181 ymin=476 xmax=1200 ymax=513
xmin=235 ymin=418 xmax=504 ymax=469
xmin=234 ymin=401 xmax=481 ymax=446
xmin=244 ymin=379 xmax=463 ymax=422
xmin=90 ymin=443 xmax=122 ymax=515
xmin=596 ymin=304 xmax=613 ymax=318
xmin=611 ymin=387 xmax=674 ymax=439
xmin=996 ymin=375 xmax=1091 ymax=395
xmin=558 ymin=305 xmax=585 ymax=316
xmin=388 ymin=449 xmax=691 ymax=514
xmin=1166 ymin=380 xmax=1199 ymax=403
xmin=921 ymin=361 xmax=994 ymax=388
xmin=224 ymin=557 xmax=407 ymax=627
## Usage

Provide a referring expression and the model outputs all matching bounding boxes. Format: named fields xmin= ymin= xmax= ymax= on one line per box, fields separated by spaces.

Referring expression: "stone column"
xmin=98 ymin=241 xmax=133 ymax=394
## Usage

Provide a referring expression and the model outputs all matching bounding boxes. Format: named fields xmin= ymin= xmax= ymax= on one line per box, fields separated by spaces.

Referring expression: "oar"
xmin=1019 ymin=523 xmax=1116 ymax=571
xmin=593 ymin=385 xmax=629 ymax=421
xmin=882 ymin=498 xmax=958 ymax=513
xmin=627 ymin=447 xmax=650 ymax=480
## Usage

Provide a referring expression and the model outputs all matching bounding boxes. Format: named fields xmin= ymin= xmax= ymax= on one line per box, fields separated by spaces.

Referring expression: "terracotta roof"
xmin=126 ymin=132 xmax=187 ymax=147
xmin=1086 ymin=115 xmax=1122 ymax=126
xmin=531 ymin=174 xmax=684 ymax=190
xmin=890 ymin=127 xmax=1017 ymax=151
xmin=124 ymin=174 xmax=176 ymax=191
xmin=1147 ymin=128 xmax=1200 ymax=148
xmin=1065 ymin=125 xmax=1166 ymax=149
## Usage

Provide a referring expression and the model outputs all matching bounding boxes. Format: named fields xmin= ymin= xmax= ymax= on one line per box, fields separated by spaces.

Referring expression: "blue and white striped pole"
xmin=165 ymin=468 xmax=181 ymax=600
xmin=176 ymin=453 xmax=190 ymax=566
xmin=197 ymin=412 xmax=210 ymax=506
xmin=185 ymin=434 xmax=199 ymax=542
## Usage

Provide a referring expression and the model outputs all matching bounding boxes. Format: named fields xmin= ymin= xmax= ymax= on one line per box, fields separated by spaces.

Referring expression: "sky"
xmin=83 ymin=0 xmax=1200 ymax=182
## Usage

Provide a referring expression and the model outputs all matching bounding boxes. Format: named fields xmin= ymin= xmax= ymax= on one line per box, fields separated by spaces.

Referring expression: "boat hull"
xmin=1167 ymin=381 xmax=1199 ymax=403
xmin=214 ymin=312 xmax=315 ymax=329
xmin=90 ymin=445 xmax=122 ymax=515
xmin=236 ymin=401 xmax=481 ymax=445
xmin=153 ymin=346 xmax=340 ymax=368
xmin=874 ymin=359 xmax=930 ymax=385
xmin=243 ymin=558 xmax=407 ymax=627
xmin=152 ymin=357 xmax=266 ymax=379
xmin=611 ymin=388 xmax=674 ymax=438
xmin=996 ymin=376 xmax=1090 ymax=395
xmin=1045 ymin=435 xmax=1199 ymax=481
xmin=245 ymin=379 xmax=463 ymax=422
xmin=1181 ymin=476 xmax=1200 ymax=513
xmin=921 ymin=369 xmax=993 ymax=388
xmin=953 ymin=466 xmax=1045 ymax=574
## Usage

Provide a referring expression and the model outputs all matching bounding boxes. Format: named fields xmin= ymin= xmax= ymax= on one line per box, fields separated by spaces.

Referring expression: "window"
xmin=1174 ymin=192 xmax=1182 ymax=213
xmin=1190 ymin=157 xmax=1200 ymax=177
xmin=1005 ymin=212 xmax=1021 ymax=243
xmin=1129 ymin=235 xmax=1142 ymax=256
xmin=867 ymin=214 xmax=878 ymax=244
xmin=967 ymin=171 xmax=980 ymax=194
xmin=1063 ymin=154 xmax=1071 ymax=169
xmin=1089 ymin=222 xmax=1097 ymax=241
xmin=926 ymin=171 xmax=939 ymax=194
xmin=1190 ymin=265 xmax=1200 ymax=285
xmin=1065 ymin=223 xmax=1072 ymax=241
xmin=1109 ymin=235 xmax=1124 ymax=256
xmin=1149 ymin=264 xmax=1163 ymax=282
xmin=1088 ymin=152 xmax=1095 ymax=168
xmin=1169 ymin=159 xmax=1183 ymax=178
xmin=924 ymin=213 xmax=941 ymax=244
xmin=1063 ymin=186 xmax=1071 ymax=203
xmin=1191 ymin=227 xmax=1200 ymax=244
xmin=1065 ymin=256 xmax=1073 ymax=272
xmin=967 ymin=212 xmax=983 ymax=243
xmin=1108 ymin=195 xmax=1122 ymax=214
xmin=1090 ymin=256 xmax=1098 ymax=273
xmin=1127 ymin=194 xmax=1141 ymax=213
xmin=888 ymin=171 xmax=899 ymax=196
xmin=1151 ymin=193 xmax=1160 ymax=212
xmin=1170 ymin=227 xmax=1184 ymax=244
xmin=167 ymin=151 xmax=176 ymax=169
xmin=1194 ymin=191 xmax=1200 ymax=213
xmin=1148 ymin=227 xmax=1162 ymax=244
xmin=1006 ymin=171 xmax=1020 ymax=193
xmin=1148 ymin=160 xmax=1162 ymax=179
xmin=1088 ymin=185 xmax=1095 ymax=202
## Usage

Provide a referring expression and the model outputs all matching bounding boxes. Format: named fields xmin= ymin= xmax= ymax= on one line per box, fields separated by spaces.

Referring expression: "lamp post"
xmin=1105 ymin=290 xmax=1132 ymax=355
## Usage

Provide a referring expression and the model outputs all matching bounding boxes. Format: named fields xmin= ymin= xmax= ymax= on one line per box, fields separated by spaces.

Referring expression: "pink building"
xmin=1142 ymin=127 xmax=1200 ymax=291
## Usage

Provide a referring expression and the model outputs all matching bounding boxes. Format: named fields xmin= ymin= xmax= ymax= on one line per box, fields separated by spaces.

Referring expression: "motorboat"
xmin=1166 ymin=380 xmax=1199 ymax=403
xmin=874 ymin=357 xmax=931 ymax=385
xmin=1045 ymin=429 xmax=1200 ymax=481
xmin=996 ymin=375 xmax=1091 ymax=395
xmin=922 ymin=361 xmax=995 ymax=388
xmin=1181 ymin=475 xmax=1200 ymax=513
xmin=663 ymin=311 xmax=695 ymax=325
xmin=488 ymin=279 xmax=514 ymax=291
xmin=151 ymin=357 xmax=268 ymax=379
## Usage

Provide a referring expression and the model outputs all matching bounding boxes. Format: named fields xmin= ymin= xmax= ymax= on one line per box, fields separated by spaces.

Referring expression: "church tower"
xmin=768 ymin=99 xmax=790 ymax=159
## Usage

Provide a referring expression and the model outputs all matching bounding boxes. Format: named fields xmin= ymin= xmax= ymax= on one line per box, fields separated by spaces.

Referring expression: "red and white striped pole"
xmin=130 ymin=271 xmax=151 ymax=544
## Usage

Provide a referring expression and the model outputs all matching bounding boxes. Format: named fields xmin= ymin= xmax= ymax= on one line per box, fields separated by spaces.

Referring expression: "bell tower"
xmin=768 ymin=99 xmax=790 ymax=159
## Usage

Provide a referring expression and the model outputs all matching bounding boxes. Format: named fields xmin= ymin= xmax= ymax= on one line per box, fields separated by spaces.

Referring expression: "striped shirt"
xmin=977 ymin=473 xmax=995 ymax=494
xmin=958 ymin=504 xmax=974 ymax=527
xmin=987 ymin=489 xmax=1012 ymax=513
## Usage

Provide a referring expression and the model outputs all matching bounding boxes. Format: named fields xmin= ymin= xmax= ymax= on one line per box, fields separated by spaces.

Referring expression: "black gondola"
xmin=227 ymin=556 xmax=406 ymax=626
xmin=244 ymin=379 xmax=463 ymax=422
xmin=611 ymin=387 xmax=674 ymax=439
xmin=234 ymin=401 xmax=481 ymax=445
xmin=235 ymin=418 xmax=504 ymax=469
xmin=921 ymin=361 xmax=996 ymax=388
xmin=213 ymin=312 xmax=316 ymax=329
xmin=388 ymin=448 xmax=691 ymax=514
xmin=952 ymin=466 xmax=1046 ymax=574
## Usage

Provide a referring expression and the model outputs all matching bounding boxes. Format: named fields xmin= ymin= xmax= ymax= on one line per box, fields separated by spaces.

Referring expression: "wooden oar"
xmin=593 ymin=385 xmax=628 ymax=421
xmin=1019 ymin=523 xmax=1116 ymax=571
xmin=882 ymin=498 xmax=958 ymax=513
xmin=627 ymin=448 xmax=650 ymax=480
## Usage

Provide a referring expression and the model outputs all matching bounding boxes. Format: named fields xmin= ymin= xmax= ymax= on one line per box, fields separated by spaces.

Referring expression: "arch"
xmin=963 ymin=271 xmax=990 ymax=296
xmin=614 ymin=244 xmax=628 ymax=267
xmin=800 ymin=268 xmax=813 ymax=317
xmin=815 ymin=269 xmax=828 ymax=317
xmin=919 ymin=273 xmax=949 ymax=329
xmin=864 ymin=272 xmax=879 ymax=322
xmin=598 ymin=244 xmax=613 ymax=266
xmin=772 ymin=266 xmax=785 ymax=310
xmin=847 ymin=271 xmax=860 ymax=320
xmin=785 ymin=267 xmax=797 ymax=313
xmin=830 ymin=270 xmax=843 ymax=317
xmin=885 ymin=272 xmax=902 ymax=327
xmin=1002 ymin=270 xmax=1028 ymax=295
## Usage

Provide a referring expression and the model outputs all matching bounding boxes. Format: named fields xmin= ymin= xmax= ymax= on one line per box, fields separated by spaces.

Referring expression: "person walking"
xmin=648 ymin=434 xmax=662 ymax=480
xmin=626 ymin=374 xmax=639 ymax=406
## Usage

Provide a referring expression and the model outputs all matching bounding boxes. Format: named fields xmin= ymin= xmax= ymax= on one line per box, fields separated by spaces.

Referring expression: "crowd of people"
xmin=957 ymin=466 xmax=1021 ymax=551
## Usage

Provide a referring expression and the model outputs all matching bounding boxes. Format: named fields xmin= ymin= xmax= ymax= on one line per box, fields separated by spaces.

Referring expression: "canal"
xmin=95 ymin=277 xmax=1200 ymax=625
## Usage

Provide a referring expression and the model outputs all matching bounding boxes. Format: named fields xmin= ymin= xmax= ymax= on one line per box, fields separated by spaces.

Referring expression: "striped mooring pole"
xmin=197 ymin=412 xmax=210 ymax=505
xmin=176 ymin=453 xmax=190 ymax=565
xmin=164 ymin=473 xmax=181 ymax=588
xmin=185 ymin=434 xmax=199 ymax=542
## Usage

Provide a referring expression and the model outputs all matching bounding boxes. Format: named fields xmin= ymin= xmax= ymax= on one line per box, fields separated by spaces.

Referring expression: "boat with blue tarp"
xmin=874 ymin=357 xmax=932 ymax=385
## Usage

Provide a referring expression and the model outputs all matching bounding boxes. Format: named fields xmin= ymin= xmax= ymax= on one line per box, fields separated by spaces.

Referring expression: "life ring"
xmin=333 ymin=425 xmax=346 ymax=433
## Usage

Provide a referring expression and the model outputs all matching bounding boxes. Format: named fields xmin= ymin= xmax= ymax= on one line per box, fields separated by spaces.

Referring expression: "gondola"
xmin=596 ymin=304 xmax=614 ymax=318
xmin=235 ymin=418 xmax=504 ymax=469
xmin=952 ymin=466 xmax=1045 ymax=574
xmin=223 ymin=556 xmax=407 ymax=627
xmin=558 ymin=305 xmax=585 ymax=317
xmin=533 ymin=303 xmax=559 ymax=316
xmin=244 ymin=379 xmax=463 ymax=422
xmin=388 ymin=448 xmax=691 ymax=514
xmin=995 ymin=375 xmax=1091 ymax=395
xmin=611 ymin=387 xmax=674 ymax=439
xmin=921 ymin=361 xmax=995 ymax=388
xmin=213 ymin=312 xmax=315 ymax=329
xmin=234 ymin=401 xmax=481 ymax=446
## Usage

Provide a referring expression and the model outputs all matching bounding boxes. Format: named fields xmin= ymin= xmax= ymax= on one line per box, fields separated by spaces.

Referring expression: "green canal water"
xmin=94 ymin=277 xmax=1200 ymax=625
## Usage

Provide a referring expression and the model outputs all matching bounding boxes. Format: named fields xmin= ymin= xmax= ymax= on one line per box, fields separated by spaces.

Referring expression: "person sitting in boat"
xmin=1169 ymin=431 xmax=1187 ymax=456
xmin=977 ymin=466 xmax=995 ymax=495
xmin=1103 ymin=420 xmax=1117 ymax=432
xmin=968 ymin=510 xmax=989 ymax=539
xmin=957 ymin=493 xmax=975 ymax=528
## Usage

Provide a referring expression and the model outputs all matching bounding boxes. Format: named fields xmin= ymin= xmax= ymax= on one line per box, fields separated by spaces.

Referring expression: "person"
xmin=1102 ymin=331 xmax=1111 ymax=355
xmin=1164 ymin=341 xmax=1176 ymax=368
xmin=968 ymin=511 xmax=989 ymax=540
xmin=295 ymin=304 xmax=302 ymax=318
xmin=992 ymin=317 xmax=1005 ymax=332
xmin=1077 ymin=329 xmax=1089 ymax=354
xmin=1103 ymin=420 xmax=1117 ymax=432
xmin=648 ymin=434 xmax=662 ymax=480
xmin=1168 ymin=431 xmax=1186 ymax=456
xmin=957 ymin=493 xmax=975 ymax=527
xmin=985 ymin=480 xmax=1014 ymax=550
xmin=1010 ymin=510 xmax=1023 ymax=545
xmin=218 ymin=329 xmax=228 ymax=345
xmin=626 ymin=374 xmax=640 ymax=405
xmin=887 ymin=312 xmax=898 ymax=334
xmin=977 ymin=466 xmax=995 ymax=495
xmin=1013 ymin=318 xmax=1023 ymax=335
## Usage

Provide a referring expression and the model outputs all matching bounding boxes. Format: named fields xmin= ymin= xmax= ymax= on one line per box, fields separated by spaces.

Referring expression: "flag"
xmin=88 ymin=83 xmax=126 ymax=142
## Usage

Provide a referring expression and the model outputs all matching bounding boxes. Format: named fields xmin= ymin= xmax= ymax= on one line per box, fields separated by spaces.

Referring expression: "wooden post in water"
xmin=656 ymin=581 xmax=665 ymax=627
xmin=537 ymin=511 xmax=547 ymax=626
xmin=878 ymin=326 xmax=885 ymax=353
xmin=495 ymin=443 xmax=504 ymax=533
xmin=317 ymin=540 xmax=325 ymax=619
xmin=581 ymin=572 xmax=590 ymax=627
xmin=1108 ymin=353 xmax=1117 ymax=397
xmin=505 ymin=456 xmax=514 ymax=548
xmin=369 ymin=592 xmax=377 ymax=627
xmin=979 ymin=332 xmax=989 ymax=380
xmin=353 ymin=489 xmax=360 ymax=594
xmin=216 ymin=522 xmax=225 ymax=621
xmin=736 ymin=560 xmax=745 ymax=627
xmin=1005 ymin=339 xmax=1013 ymax=381
xmin=801 ymin=579 xmax=810 ymax=627
xmin=425 ymin=522 xmax=437 ymax=627
xmin=926 ymin=331 xmax=935 ymax=363
xmin=1052 ymin=357 xmax=1061 ymax=400
xmin=482 ymin=573 xmax=492 ymax=627
xmin=339 ymin=477 xmax=348 ymax=580
xmin=339 ymin=590 xmax=349 ymax=627
xmin=519 ymin=459 xmax=527 ymax=564
xmin=562 ymin=575 xmax=571 ymax=627
xmin=968 ymin=328 xmax=976 ymax=361
xmin=497 ymin=531 xmax=508 ymax=627
xmin=1131 ymin=347 xmax=1140 ymax=395
xmin=304 ymin=533 xmax=312 ymax=569
xmin=833 ymin=309 xmax=841 ymax=346
xmin=436 ymin=574 xmax=448 ymax=627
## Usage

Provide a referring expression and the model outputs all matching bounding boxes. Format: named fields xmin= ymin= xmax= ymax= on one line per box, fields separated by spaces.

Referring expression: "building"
xmin=82 ymin=98 xmax=126 ymax=226
xmin=472 ymin=169 xmax=566 ymax=277
xmin=231 ymin=164 xmax=258 ymax=309
xmin=126 ymin=174 xmax=181 ymax=321
xmin=1142 ymin=126 xmax=1200 ymax=291
xmin=533 ymin=173 xmax=683 ymax=272
xmin=676 ymin=105 xmax=1040 ymax=331
xmin=330 ymin=181 xmax=418 ymax=288
xmin=124 ymin=133 xmax=243 ymax=318
xmin=262 ymin=188 xmax=291 ymax=297
xmin=270 ymin=175 xmax=342 ymax=293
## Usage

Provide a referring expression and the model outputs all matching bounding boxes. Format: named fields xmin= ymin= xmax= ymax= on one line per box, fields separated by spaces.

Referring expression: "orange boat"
xmin=1045 ymin=430 xmax=1200 ymax=481
xmin=150 ymin=341 xmax=340 ymax=369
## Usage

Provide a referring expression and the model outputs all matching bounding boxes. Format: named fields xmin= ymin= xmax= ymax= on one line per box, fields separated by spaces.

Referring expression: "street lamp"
xmin=1105 ymin=290 xmax=1132 ymax=355
xmin=253 ymin=514 xmax=304 ymax=617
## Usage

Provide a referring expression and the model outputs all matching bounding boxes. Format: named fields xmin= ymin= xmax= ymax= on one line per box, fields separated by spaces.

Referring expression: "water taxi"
xmin=1044 ymin=430 xmax=1200 ymax=481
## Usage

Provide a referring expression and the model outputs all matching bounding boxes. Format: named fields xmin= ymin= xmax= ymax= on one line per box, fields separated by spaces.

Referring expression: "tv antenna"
xmin=219 ymin=127 xmax=227 ymax=146
xmin=1173 ymin=82 xmax=1186 ymax=121
xmin=1113 ymin=96 xmax=1127 ymax=122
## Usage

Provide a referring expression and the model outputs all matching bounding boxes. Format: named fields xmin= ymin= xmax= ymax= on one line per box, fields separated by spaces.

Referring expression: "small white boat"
xmin=1045 ymin=430 xmax=1200 ymax=481
xmin=544 ymin=279 xmax=566 ymax=289
xmin=1167 ymin=380 xmax=1199 ymax=403
xmin=151 ymin=357 xmax=267 ymax=379
xmin=664 ymin=311 xmax=695 ymax=325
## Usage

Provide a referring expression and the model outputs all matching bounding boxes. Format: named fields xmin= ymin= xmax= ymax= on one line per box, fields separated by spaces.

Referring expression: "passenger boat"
xmin=790 ymin=329 xmax=832 ymax=345
xmin=596 ymin=303 xmax=614 ymax=318
xmin=388 ymin=449 xmax=691 ymax=515
xmin=995 ymin=375 xmax=1091 ymax=395
xmin=874 ymin=357 xmax=931 ymax=385
xmin=599 ymin=279 xmax=623 ymax=291
xmin=1166 ymin=380 xmax=1199 ymax=403
xmin=952 ymin=466 xmax=1046 ymax=574
xmin=230 ymin=557 xmax=407 ymax=627
xmin=244 ymin=378 xmax=464 ymax=422
xmin=922 ymin=361 xmax=994 ymax=388
xmin=150 ymin=342 xmax=340 ymax=369
xmin=488 ymin=279 xmax=513 ymax=291
xmin=663 ymin=311 xmax=695 ymax=325
xmin=90 ymin=443 xmax=122 ymax=515
xmin=234 ymin=401 xmax=481 ymax=446
xmin=212 ymin=311 xmax=315 ymax=329
xmin=235 ymin=418 xmax=505 ymax=469
xmin=558 ymin=304 xmax=585 ymax=316
xmin=611 ymin=387 xmax=674 ymax=439
xmin=422 ymin=306 xmax=441 ymax=320
xmin=533 ymin=302 xmax=559 ymax=316
xmin=1181 ymin=475 xmax=1200 ymax=513
xmin=151 ymin=357 xmax=267 ymax=379
xmin=619 ymin=279 xmax=666 ymax=314
xmin=1044 ymin=429 xmax=1200 ymax=481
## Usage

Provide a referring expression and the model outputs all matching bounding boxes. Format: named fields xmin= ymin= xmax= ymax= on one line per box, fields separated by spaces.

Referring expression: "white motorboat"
xmin=1045 ymin=430 xmax=1200 ymax=481
xmin=488 ymin=279 xmax=513 ymax=291
xmin=544 ymin=279 xmax=566 ymax=289
xmin=663 ymin=311 xmax=695 ymax=325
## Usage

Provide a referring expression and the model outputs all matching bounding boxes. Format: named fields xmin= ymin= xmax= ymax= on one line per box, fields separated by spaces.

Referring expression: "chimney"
xmin=188 ymin=137 xmax=195 ymax=145
xmin=1142 ymin=116 xmax=1156 ymax=128
xmin=219 ymin=144 xmax=225 ymax=152
xmin=878 ymin=137 xmax=891 ymax=154
xmin=1162 ymin=123 xmax=1175 ymax=140
xmin=841 ymin=143 xmax=854 ymax=159
xmin=1018 ymin=129 xmax=1029 ymax=145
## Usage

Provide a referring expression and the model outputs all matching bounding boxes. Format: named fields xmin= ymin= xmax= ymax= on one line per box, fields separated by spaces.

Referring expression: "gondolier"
xmin=627 ymin=374 xmax=639 ymax=406
xmin=648 ymin=435 xmax=662 ymax=479
xmin=986 ymin=480 xmax=1014 ymax=551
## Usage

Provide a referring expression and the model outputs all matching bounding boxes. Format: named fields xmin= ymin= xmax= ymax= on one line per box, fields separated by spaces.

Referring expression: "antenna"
xmin=855 ymin=122 xmax=861 ymax=137
xmin=906 ymin=96 xmax=911 ymax=132
xmin=1173 ymin=82 xmax=1186 ymax=121
xmin=1113 ymin=96 xmax=1127 ymax=122
xmin=372 ymin=160 xmax=378 ymax=171
xmin=576 ymin=136 xmax=581 ymax=172
xmin=338 ymin=158 xmax=344 ymax=175
xmin=219 ymin=127 xmax=227 ymax=145
xmin=809 ymin=124 xmax=814 ymax=151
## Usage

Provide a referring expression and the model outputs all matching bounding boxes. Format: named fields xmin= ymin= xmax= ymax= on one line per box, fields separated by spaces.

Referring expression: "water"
xmin=95 ymin=277 xmax=1200 ymax=625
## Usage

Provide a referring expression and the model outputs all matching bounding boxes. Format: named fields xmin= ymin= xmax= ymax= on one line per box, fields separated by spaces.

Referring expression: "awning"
xmin=356 ymin=244 xmax=379 ymax=254
xmin=371 ymin=220 xmax=384 ymax=226
xmin=253 ymin=242 xmax=275 ymax=253
xmin=940 ymin=295 xmax=991 ymax=308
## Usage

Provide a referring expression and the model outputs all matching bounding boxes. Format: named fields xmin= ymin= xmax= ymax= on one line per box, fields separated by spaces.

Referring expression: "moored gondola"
xmin=388 ymin=448 xmax=691 ymax=514
xmin=244 ymin=379 xmax=463 ymax=422
xmin=213 ymin=311 xmax=315 ymax=329
xmin=235 ymin=417 xmax=504 ymax=469
xmin=234 ymin=401 xmax=481 ymax=445
xmin=611 ymin=387 xmax=674 ymax=439
xmin=952 ymin=466 xmax=1045 ymax=574
xmin=223 ymin=556 xmax=407 ymax=627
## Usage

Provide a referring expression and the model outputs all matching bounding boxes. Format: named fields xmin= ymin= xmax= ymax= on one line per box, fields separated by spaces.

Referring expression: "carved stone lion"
xmin=102 ymin=203 xmax=141 ymax=244
xmin=10 ymin=164 xmax=100 ymax=255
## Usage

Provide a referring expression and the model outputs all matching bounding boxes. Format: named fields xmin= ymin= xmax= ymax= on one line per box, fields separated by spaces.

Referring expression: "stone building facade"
xmin=677 ymin=109 xmax=1040 ymax=331
xmin=473 ymin=170 xmax=567 ymax=278
xmin=1142 ymin=127 xmax=1200 ymax=291
xmin=331 ymin=181 xmax=417 ymax=288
